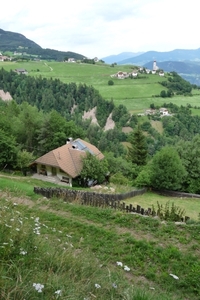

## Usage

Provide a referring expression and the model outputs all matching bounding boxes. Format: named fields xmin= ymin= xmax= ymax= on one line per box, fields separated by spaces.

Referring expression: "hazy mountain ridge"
xmin=101 ymin=52 xmax=144 ymax=64
xmin=0 ymin=28 xmax=85 ymax=61
xmin=0 ymin=28 xmax=41 ymax=50
xmin=117 ymin=48 xmax=200 ymax=65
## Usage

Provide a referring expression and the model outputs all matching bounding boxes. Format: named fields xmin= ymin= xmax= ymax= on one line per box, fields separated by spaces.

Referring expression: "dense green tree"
xmin=37 ymin=110 xmax=85 ymax=155
xmin=150 ymin=147 xmax=186 ymax=190
xmin=15 ymin=150 xmax=35 ymax=175
xmin=80 ymin=153 xmax=108 ymax=184
xmin=104 ymin=152 xmax=133 ymax=179
xmin=176 ymin=135 xmax=200 ymax=193
xmin=12 ymin=102 xmax=43 ymax=153
xmin=0 ymin=129 xmax=17 ymax=169
xmin=134 ymin=166 xmax=152 ymax=188
xmin=127 ymin=126 xmax=148 ymax=166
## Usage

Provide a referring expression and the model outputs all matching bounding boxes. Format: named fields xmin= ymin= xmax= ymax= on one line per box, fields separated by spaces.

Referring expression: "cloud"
xmin=1 ymin=0 xmax=200 ymax=58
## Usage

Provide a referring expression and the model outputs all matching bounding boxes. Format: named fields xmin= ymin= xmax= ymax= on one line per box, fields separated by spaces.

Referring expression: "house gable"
xmin=32 ymin=138 xmax=104 ymax=180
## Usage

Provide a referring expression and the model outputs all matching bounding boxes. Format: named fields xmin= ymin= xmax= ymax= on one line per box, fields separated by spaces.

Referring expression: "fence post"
xmin=136 ymin=205 xmax=141 ymax=214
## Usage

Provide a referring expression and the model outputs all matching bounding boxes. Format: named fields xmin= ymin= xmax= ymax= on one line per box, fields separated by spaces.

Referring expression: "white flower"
xmin=95 ymin=283 xmax=101 ymax=288
xmin=16 ymin=228 xmax=20 ymax=231
xmin=55 ymin=289 xmax=62 ymax=295
xmin=5 ymin=224 xmax=12 ymax=228
xmin=169 ymin=273 xmax=179 ymax=280
xmin=66 ymin=234 xmax=72 ymax=238
xmin=33 ymin=283 xmax=44 ymax=292
xmin=124 ymin=265 xmax=130 ymax=271
xmin=112 ymin=283 xmax=117 ymax=288
xmin=116 ymin=261 xmax=123 ymax=267
xmin=20 ymin=249 xmax=27 ymax=255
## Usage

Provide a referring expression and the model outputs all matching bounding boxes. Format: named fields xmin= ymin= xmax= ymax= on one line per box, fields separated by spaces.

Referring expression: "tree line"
xmin=1 ymin=68 xmax=200 ymax=192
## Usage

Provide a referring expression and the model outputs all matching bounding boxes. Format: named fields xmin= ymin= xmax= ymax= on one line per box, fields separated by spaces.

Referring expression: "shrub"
xmin=108 ymin=79 xmax=114 ymax=86
xmin=110 ymin=172 xmax=132 ymax=185
xmin=153 ymin=201 xmax=186 ymax=221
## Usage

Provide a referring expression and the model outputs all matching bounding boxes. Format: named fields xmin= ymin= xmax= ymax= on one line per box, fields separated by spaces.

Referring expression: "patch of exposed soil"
xmin=82 ymin=107 xmax=99 ymax=126
xmin=82 ymin=108 xmax=116 ymax=131
xmin=104 ymin=113 xmax=115 ymax=131
xmin=0 ymin=89 xmax=12 ymax=101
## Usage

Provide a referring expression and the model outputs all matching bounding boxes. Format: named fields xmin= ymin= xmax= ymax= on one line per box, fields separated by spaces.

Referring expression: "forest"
xmin=1 ymin=67 xmax=200 ymax=192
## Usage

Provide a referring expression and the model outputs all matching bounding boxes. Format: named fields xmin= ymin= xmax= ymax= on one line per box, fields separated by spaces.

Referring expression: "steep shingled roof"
xmin=33 ymin=138 xmax=104 ymax=178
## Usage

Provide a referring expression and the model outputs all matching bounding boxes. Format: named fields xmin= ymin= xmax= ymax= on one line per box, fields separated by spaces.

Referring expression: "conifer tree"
xmin=128 ymin=126 xmax=148 ymax=166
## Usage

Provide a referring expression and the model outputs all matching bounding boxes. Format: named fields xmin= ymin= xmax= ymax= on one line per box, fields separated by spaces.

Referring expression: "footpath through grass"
xmin=0 ymin=175 xmax=200 ymax=299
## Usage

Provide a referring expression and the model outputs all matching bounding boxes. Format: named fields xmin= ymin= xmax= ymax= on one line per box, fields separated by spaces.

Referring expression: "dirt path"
xmin=44 ymin=62 xmax=53 ymax=71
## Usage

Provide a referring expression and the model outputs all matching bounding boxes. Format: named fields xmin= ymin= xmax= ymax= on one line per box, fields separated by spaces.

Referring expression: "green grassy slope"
xmin=1 ymin=60 xmax=200 ymax=114
xmin=0 ymin=175 xmax=200 ymax=299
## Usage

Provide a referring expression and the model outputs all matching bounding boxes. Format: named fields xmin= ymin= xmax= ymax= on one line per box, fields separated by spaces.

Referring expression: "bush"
xmin=108 ymin=79 xmax=114 ymax=86
xmin=110 ymin=172 xmax=132 ymax=185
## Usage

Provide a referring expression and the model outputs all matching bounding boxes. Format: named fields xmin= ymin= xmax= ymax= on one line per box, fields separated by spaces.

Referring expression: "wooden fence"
xmin=33 ymin=186 xmax=147 ymax=202
xmin=33 ymin=186 xmax=190 ymax=221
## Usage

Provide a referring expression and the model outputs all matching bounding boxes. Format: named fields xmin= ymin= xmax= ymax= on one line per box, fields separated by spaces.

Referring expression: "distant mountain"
xmin=0 ymin=28 xmax=85 ymax=61
xmin=143 ymin=61 xmax=200 ymax=85
xmin=144 ymin=61 xmax=200 ymax=74
xmin=0 ymin=28 xmax=41 ymax=50
xmin=101 ymin=52 xmax=144 ymax=64
xmin=118 ymin=49 xmax=200 ymax=65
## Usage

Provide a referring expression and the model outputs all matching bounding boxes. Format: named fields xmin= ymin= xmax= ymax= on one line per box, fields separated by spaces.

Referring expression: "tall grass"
xmin=0 ymin=173 xmax=200 ymax=298
xmin=0 ymin=197 xmax=180 ymax=300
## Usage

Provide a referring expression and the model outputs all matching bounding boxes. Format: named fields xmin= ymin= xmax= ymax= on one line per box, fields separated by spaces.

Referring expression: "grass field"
xmin=1 ymin=60 xmax=200 ymax=114
xmin=1 ymin=174 xmax=200 ymax=299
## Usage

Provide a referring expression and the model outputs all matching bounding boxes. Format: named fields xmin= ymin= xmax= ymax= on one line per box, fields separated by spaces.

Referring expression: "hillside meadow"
xmin=1 ymin=60 xmax=200 ymax=114
xmin=0 ymin=174 xmax=200 ymax=299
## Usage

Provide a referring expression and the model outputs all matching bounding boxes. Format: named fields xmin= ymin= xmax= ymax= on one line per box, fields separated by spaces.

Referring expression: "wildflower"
xmin=150 ymin=287 xmax=155 ymax=290
xmin=66 ymin=234 xmax=72 ymax=238
xmin=116 ymin=261 xmax=123 ymax=267
xmin=169 ymin=273 xmax=179 ymax=280
xmin=20 ymin=249 xmax=27 ymax=255
xmin=35 ymin=217 xmax=39 ymax=222
xmin=33 ymin=283 xmax=44 ymax=292
xmin=5 ymin=224 xmax=12 ymax=228
xmin=55 ymin=290 xmax=62 ymax=295
xmin=16 ymin=228 xmax=20 ymax=231
xmin=112 ymin=283 xmax=117 ymax=288
xmin=13 ymin=202 xmax=18 ymax=206
xmin=95 ymin=283 xmax=101 ymax=289
xmin=124 ymin=265 xmax=130 ymax=272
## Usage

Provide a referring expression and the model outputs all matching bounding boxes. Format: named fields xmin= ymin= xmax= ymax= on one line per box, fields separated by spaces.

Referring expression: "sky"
xmin=1 ymin=0 xmax=199 ymax=59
